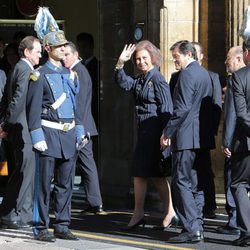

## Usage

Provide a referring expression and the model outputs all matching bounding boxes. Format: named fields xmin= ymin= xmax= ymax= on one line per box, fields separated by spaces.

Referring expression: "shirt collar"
xmin=185 ymin=58 xmax=196 ymax=68
xmin=46 ymin=60 xmax=63 ymax=72
xmin=21 ymin=58 xmax=34 ymax=70
xmin=70 ymin=59 xmax=81 ymax=69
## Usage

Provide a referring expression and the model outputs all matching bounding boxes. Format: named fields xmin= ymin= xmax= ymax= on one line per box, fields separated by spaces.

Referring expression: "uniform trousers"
xmin=0 ymin=141 xmax=35 ymax=223
xmin=224 ymin=157 xmax=237 ymax=228
xmin=231 ymin=152 xmax=250 ymax=235
xmin=172 ymin=149 xmax=204 ymax=233
xmin=77 ymin=139 xmax=102 ymax=207
xmin=34 ymin=155 xmax=75 ymax=234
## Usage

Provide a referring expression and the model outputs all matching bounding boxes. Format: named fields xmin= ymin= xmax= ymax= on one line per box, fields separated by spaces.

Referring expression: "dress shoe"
xmin=153 ymin=215 xmax=179 ymax=231
xmin=167 ymin=231 xmax=204 ymax=243
xmin=121 ymin=216 xmax=146 ymax=231
xmin=216 ymin=225 xmax=240 ymax=235
xmin=80 ymin=205 xmax=107 ymax=215
xmin=0 ymin=220 xmax=31 ymax=229
xmin=35 ymin=231 xmax=56 ymax=242
xmin=54 ymin=230 xmax=79 ymax=240
xmin=233 ymin=234 xmax=250 ymax=246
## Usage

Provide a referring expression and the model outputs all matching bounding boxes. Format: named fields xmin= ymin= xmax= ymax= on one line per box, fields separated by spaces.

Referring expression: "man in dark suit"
xmin=230 ymin=41 xmax=250 ymax=246
xmin=76 ymin=32 xmax=99 ymax=127
xmin=63 ymin=42 xmax=105 ymax=215
xmin=0 ymin=36 xmax=41 ymax=228
xmin=216 ymin=46 xmax=245 ymax=236
xmin=161 ymin=40 xmax=214 ymax=243
xmin=168 ymin=42 xmax=221 ymax=219
xmin=192 ymin=42 xmax=222 ymax=219
xmin=76 ymin=32 xmax=100 ymax=188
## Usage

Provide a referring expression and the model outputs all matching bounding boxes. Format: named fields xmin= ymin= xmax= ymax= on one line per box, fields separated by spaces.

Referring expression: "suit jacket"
xmin=115 ymin=66 xmax=173 ymax=127
xmin=1 ymin=59 xmax=32 ymax=145
xmin=169 ymin=71 xmax=180 ymax=98
xmin=169 ymin=70 xmax=221 ymax=136
xmin=232 ymin=65 xmax=250 ymax=152
xmin=0 ymin=69 xmax=6 ymax=100
xmin=208 ymin=70 xmax=222 ymax=135
xmin=82 ymin=56 xmax=99 ymax=90
xmin=223 ymin=76 xmax=236 ymax=149
xmin=73 ymin=61 xmax=98 ymax=136
xmin=82 ymin=56 xmax=99 ymax=124
xmin=163 ymin=61 xmax=214 ymax=151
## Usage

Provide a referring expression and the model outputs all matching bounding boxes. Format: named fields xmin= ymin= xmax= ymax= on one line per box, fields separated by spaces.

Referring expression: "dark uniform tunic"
xmin=26 ymin=60 xmax=84 ymax=234
xmin=115 ymin=67 xmax=173 ymax=177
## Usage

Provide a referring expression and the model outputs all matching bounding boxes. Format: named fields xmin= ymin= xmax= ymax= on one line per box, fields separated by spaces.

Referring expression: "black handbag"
xmin=159 ymin=146 xmax=172 ymax=176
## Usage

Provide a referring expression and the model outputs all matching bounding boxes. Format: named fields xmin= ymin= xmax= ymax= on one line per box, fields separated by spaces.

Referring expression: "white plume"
xmin=34 ymin=7 xmax=59 ymax=40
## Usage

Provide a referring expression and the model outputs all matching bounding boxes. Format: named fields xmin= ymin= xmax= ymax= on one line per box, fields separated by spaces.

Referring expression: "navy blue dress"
xmin=115 ymin=67 xmax=173 ymax=177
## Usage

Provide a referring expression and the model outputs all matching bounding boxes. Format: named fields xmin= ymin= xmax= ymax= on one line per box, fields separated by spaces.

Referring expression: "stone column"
xmin=159 ymin=0 xmax=199 ymax=81
xmin=160 ymin=1 xmax=168 ymax=78
xmin=227 ymin=0 xmax=250 ymax=48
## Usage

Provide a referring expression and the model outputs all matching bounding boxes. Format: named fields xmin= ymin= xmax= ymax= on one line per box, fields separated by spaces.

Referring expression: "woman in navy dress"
xmin=115 ymin=40 xmax=177 ymax=230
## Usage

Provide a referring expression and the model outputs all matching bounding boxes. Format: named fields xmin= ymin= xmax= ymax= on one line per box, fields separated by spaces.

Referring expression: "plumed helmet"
xmin=43 ymin=30 xmax=68 ymax=47
xmin=34 ymin=7 xmax=68 ymax=47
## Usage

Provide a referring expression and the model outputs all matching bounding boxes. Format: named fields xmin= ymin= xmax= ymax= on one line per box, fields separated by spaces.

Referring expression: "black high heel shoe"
xmin=153 ymin=215 xmax=179 ymax=231
xmin=121 ymin=216 xmax=146 ymax=231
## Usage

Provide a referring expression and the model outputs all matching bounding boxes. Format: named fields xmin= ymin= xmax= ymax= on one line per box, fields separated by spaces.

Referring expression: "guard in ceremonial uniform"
xmin=26 ymin=7 xmax=86 ymax=242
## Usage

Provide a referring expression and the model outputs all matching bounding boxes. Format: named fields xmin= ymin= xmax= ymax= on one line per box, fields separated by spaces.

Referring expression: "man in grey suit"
xmin=161 ymin=40 xmax=214 ymax=243
xmin=230 ymin=40 xmax=250 ymax=246
xmin=0 ymin=36 xmax=42 ymax=228
xmin=63 ymin=42 xmax=105 ymax=214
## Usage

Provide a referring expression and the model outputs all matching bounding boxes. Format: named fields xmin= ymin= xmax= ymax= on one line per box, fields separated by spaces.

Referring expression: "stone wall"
xmin=160 ymin=0 xmax=199 ymax=80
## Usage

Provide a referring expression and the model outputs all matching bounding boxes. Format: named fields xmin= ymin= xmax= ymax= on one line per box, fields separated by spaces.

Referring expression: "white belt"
xmin=41 ymin=119 xmax=75 ymax=132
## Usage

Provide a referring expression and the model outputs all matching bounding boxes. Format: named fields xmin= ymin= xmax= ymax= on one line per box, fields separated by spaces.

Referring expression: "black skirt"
xmin=132 ymin=116 xmax=165 ymax=177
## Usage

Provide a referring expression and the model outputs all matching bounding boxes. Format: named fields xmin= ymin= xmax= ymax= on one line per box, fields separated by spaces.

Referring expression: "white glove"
xmin=76 ymin=132 xmax=90 ymax=150
xmin=34 ymin=140 xmax=48 ymax=152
